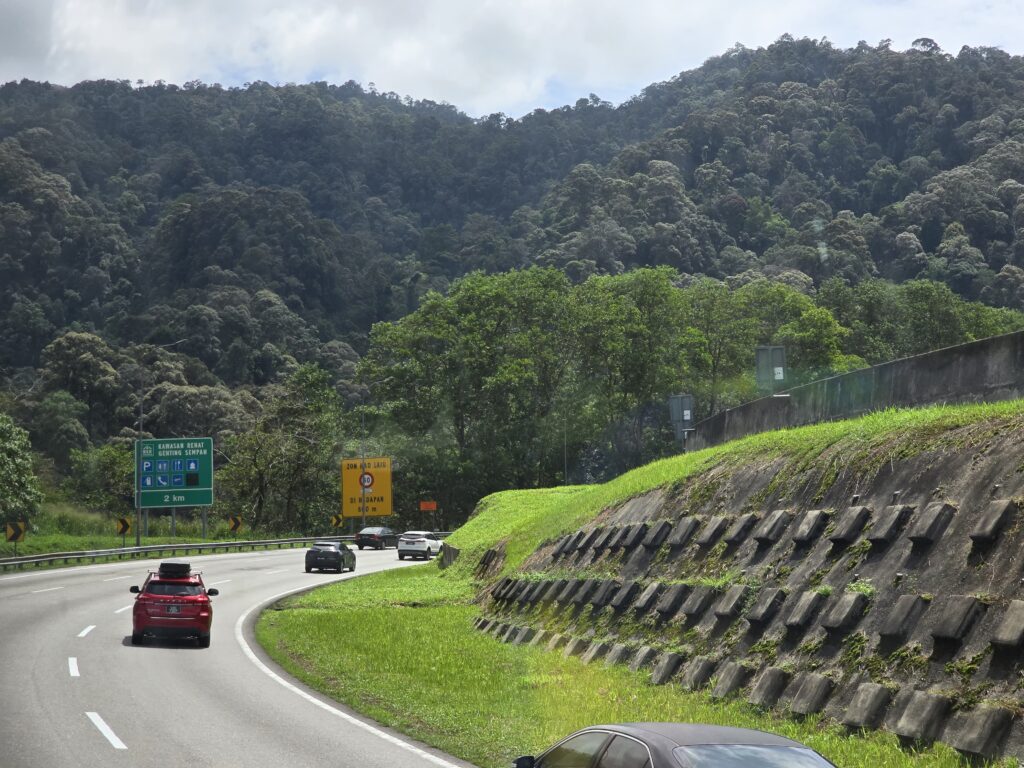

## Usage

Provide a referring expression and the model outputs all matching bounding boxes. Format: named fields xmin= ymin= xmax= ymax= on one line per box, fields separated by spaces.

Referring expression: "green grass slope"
xmin=257 ymin=402 xmax=1024 ymax=768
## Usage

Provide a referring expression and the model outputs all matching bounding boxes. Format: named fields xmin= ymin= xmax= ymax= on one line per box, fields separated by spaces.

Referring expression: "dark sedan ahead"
xmin=513 ymin=723 xmax=836 ymax=768
xmin=354 ymin=526 xmax=398 ymax=549
xmin=304 ymin=541 xmax=356 ymax=573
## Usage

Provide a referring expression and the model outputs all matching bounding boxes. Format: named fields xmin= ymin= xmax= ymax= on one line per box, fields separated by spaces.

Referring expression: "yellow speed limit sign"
xmin=341 ymin=457 xmax=392 ymax=518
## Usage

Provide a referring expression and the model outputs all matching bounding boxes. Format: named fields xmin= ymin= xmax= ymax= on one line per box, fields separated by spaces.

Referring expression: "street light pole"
xmin=135 ymin=364 xmax=144 ymax=547
xmin=134 ymin=339 xmax=187 ymax=548
xmin=360 ymin=408 xmax=366 ymax=529
xmin=563 ymin=418 xmax=568 ymax=485
xmin=354 ymin=376 xmax=392 ymax=532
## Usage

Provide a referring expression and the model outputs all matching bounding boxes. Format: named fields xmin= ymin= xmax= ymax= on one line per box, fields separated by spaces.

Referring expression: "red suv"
xmin=129 ymin=562 xmax=219 ymax=647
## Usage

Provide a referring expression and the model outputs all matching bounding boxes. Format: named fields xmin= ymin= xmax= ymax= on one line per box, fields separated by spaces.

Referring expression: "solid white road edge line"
xmin=86 ymin=712 xmax=127 ymax=750
xmin=234 ymin=587 xmax=464 ymax=768
xmin=114 ymin=605 xmax=133 ymax=614
xmin=31 ymin=586 xmax=63 ymax=593
xmin=69 ymin=657 xmax=80 ymax=677
xmin=78 ymin=625 xmax=96 ymax=638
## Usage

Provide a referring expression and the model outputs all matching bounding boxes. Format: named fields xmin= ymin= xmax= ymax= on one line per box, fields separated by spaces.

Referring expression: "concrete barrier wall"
xmin=688 ymin=330 xmax=1024 ymax=450
xmin=475 ymin=427 xmax=1024 ymax=760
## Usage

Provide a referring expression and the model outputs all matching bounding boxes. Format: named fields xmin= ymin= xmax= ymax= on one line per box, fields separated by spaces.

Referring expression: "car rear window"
xmin=673 ymin=745 xmax=834 ymax=768
xmin=313 ymin=543 xmax=338 ymax=550
xmin=360 ymin=528 xmax=382 ymax=534
xmin=145 ymin=582 xmax=203 ymax=596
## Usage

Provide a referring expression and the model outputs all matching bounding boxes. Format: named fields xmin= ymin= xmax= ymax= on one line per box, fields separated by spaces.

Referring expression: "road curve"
xmin=0 ymin=547 xmax=478 ymax=768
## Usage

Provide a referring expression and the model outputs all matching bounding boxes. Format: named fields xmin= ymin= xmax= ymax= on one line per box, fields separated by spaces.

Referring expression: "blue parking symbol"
xmin=156 ymin=460 xmax=169 ymax=473
xmin=141 ymin=460 xmax=153 ymax=473
xmin=141 ymin=476 xmax=154 ymax=488
xmin=186 ymin=459 xmax=199 ymax=472
xmin=156 ymin=475 xmax=169 ymax=487
xmin=172 ymin=460 xmax=184 ymax=472
xmin=172 ymin=474 xmax=185 ymax=487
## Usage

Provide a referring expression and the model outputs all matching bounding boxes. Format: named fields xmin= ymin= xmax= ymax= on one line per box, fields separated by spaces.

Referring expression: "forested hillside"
xmin=3 ymin=36 xmax=1024 ymax=530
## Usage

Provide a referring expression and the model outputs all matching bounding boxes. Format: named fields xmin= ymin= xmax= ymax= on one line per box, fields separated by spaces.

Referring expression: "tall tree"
xmin=0 ymin=412 xmax=42 ymax=522
xmin=217 ymin=365 xmax=342 ymax=533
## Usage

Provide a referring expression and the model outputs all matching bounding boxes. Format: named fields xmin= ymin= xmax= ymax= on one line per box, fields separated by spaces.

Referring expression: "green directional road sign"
xmin=135 ymin=437 xmax=214 ymax=508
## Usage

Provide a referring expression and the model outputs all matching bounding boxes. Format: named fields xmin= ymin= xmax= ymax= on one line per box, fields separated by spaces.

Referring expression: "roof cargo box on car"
xmin=158 ymin=562 xmax=191 ymax=577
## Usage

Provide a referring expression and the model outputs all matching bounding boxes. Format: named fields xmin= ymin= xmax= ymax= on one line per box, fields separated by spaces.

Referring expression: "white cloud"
xmin=0 ymin=0 xmax=1022 ymax=117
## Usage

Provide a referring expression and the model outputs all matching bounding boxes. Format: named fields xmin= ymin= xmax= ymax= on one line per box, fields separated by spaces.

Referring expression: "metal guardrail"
xmin=0 ymin=532 xmax=452 ymax=572
xmin=0 ymin=536 xmax=332 ymax=572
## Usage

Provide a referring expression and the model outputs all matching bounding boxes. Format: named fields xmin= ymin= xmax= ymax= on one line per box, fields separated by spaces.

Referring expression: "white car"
xmin=397 ymin=531 xmax=441 ymax=560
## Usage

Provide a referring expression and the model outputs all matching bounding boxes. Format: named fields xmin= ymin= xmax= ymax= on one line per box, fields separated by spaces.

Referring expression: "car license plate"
xmin=166 ymin=605 xmax=180 ymax=614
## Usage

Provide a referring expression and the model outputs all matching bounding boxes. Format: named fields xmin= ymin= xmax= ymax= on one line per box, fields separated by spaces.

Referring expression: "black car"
xmin=513 ymin=723 xmax=836 ymax=768
xmin=354 ymin=526 xmax=398 ymax=549
xmin=304 ymin=541 xmax=356 ymax=573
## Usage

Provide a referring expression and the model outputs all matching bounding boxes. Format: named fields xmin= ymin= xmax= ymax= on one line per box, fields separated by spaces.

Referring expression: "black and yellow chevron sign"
xmin=331 ymin=514 xmax=344 ymax=528
xmin=5 ymin=521 xmax=27 ymax=542
xmin=229 ymin=515 xmax=243 ymax=533
xmin=116 ymin=517 xmax=131 ymax=536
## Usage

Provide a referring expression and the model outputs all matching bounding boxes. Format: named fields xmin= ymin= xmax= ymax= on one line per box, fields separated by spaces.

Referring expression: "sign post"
xmin=5 ymin=521 xmax=26 ymax=556
xmin=341 ymin=457 xmax=392 ymax=525
xmin=116 ymin=517 xmax=131 ymax=549
xmin=135 ymin=438 xmax=214 ymax=544
xmin=419 ymin=500 xmax=437 ymax=528
xmin=668 ymin=394 xmax=695 ymax=451
xmin=135 ymin=438 xmax=214 ymax=509
xmin=755 ymin=346 xmax=787 ymax=394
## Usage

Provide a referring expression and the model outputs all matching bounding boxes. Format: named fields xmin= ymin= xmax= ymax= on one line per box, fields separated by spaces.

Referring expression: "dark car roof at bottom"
xmin=587 ymin=723 xmax=805 ymax=748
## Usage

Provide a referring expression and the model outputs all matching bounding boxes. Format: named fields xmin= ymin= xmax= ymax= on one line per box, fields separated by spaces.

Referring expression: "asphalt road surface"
xmin=0 ymin=547 xmax=478 ymax=768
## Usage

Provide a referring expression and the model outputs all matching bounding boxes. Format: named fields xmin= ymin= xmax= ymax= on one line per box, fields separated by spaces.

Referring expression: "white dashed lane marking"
xmin=114 ymin=605 xmax=133 ymax=614
xmin=103 ymin=575 xmax=130 ymax=582
xmin=69 ymin=657 xmax=80 ymax=677
xmin=78 ymin=625 xmax=96 ymax=638
xmin=31 ymin=586 xmax=63 ymax=593
xmin=86 ymin=712 xmax=127 ymax=750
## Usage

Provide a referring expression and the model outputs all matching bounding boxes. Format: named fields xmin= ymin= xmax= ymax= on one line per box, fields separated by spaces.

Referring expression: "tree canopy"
xmin=5 ymin=37 xmax=1024 ymax=529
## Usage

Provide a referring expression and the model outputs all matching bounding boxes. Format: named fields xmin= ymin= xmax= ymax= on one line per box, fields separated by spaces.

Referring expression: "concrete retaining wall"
xmin=688 ymin=330 xmax=1024 ymax=451
xmin=473 ymin=425 xmax=1024 ymax=760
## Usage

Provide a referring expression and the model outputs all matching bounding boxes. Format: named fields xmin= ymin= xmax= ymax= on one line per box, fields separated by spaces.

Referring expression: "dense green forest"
xmin=3 ymin=36 xmax=1024 ymax=531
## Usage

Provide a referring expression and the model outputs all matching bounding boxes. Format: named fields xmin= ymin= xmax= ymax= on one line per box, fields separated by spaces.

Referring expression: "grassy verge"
xmin=442 ymin=400 xmax=1024 ymax=579
xmin=258 ymin=401 xmax=1024 ymax=768
xmin=258 ymin=566 xmax=993 ymax=768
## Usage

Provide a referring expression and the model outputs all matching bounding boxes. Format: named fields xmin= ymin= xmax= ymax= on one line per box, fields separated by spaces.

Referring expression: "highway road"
xmin=0 ymin=547 xmax=477 ymax=768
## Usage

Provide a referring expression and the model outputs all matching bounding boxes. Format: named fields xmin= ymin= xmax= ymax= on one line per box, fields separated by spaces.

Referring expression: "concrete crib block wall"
xmin=472 ymin=453 xmax=1024 ymax=761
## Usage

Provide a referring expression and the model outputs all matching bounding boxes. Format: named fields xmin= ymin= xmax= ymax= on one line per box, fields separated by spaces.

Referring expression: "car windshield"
xmin=144 ymin=582 xmax=203 ymax=596
xmin=673 ymin=745 xmax=834 ymax=768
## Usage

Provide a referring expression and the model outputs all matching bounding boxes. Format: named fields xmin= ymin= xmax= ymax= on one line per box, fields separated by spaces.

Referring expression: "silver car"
xmin=397 ymin=530 xmax=441 ymax=560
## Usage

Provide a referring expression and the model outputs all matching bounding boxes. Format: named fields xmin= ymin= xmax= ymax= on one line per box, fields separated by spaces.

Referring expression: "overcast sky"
xmin=1 ymin=0 xmax=1022 ymax=118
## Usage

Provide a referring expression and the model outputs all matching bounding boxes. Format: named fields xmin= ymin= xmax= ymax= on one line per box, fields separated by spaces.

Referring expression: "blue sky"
xmin=1 ymin=0 xmax=1022 ymax=118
